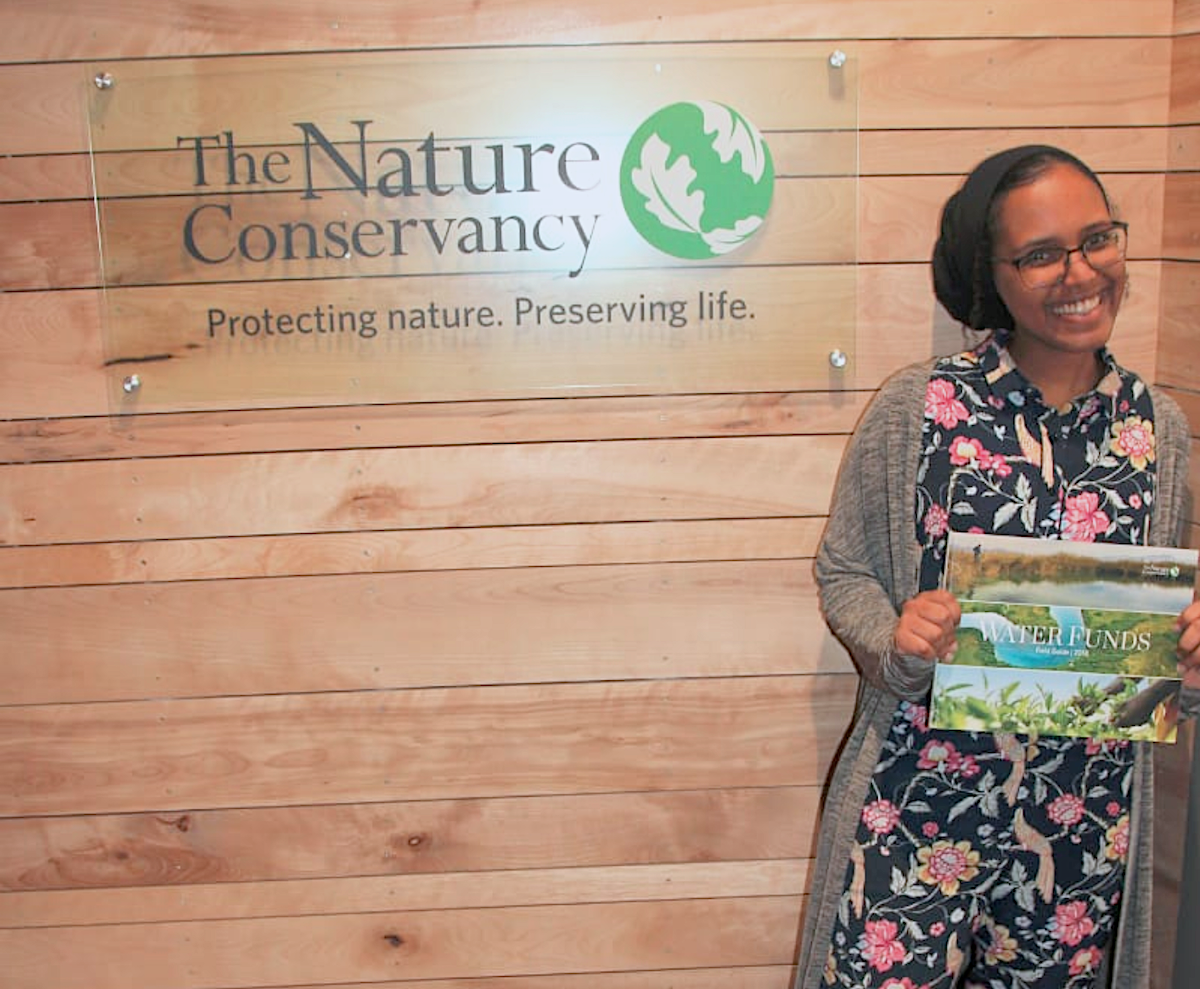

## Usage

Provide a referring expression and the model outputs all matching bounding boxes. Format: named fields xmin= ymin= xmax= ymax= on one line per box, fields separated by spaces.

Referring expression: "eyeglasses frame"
xmin=996 ymin=221 xmax=1130 ymax=289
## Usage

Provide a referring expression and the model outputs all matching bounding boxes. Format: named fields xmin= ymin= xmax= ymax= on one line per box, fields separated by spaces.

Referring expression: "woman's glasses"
xmin=998 ymin=222 xmax=1128 ymax=289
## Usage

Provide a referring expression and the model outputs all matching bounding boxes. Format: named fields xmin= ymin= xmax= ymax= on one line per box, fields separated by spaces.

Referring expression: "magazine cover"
xmin=929 ymin=532 xmax=1199 ymax=742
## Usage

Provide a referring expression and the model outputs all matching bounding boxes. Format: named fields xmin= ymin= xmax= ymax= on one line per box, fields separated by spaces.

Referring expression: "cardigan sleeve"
xmin=814 ymin=366 xmax=936 ymax=701
xmin=1150 ymin=386 xmax=1198 ymax=718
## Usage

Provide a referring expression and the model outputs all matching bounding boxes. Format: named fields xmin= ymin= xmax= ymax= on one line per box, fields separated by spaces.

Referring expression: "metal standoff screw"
xmin=828 ymin=50 xmax=848 ymax=69
xmin=122 ymin=374 xmax=141 ymax=393
xmin=94 ymin=71 xmax=115 ymax=90
xmin=829 ymin=349 xmax=848 ymax=369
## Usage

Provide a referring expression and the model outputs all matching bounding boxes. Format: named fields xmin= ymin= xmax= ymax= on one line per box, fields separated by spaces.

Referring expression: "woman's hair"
xmin=932 ymin=145 xmax=1114 ymax=332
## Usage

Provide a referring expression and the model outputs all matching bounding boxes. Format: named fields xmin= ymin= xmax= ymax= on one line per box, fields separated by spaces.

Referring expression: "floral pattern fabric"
xmin=916 ymin=337 xmax=1157 ymax=591
xmin=823 ymin=336 xmax=1157 ymax=988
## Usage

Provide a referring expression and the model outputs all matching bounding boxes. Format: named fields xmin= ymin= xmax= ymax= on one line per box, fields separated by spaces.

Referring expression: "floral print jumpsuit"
xmin=822 ymin=336 xmax=1160 ymax=989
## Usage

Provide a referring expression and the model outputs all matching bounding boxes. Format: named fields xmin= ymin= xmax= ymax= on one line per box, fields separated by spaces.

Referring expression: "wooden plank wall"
xmin=1 ymin=2 xmax=1196 ymax=988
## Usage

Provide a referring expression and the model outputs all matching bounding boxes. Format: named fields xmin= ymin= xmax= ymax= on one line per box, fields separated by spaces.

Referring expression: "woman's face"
xmin=989 ymin=162 xmax=1126 ymax=362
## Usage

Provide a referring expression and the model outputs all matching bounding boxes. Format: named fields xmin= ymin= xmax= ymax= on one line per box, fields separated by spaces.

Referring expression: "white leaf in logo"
xmin=700 ymin=100 xmax=767 ymax=182
xmin=631 ymin=134 xmax=705 ymax=235
xmin=702 ymin=216 xmax=763 ymax=255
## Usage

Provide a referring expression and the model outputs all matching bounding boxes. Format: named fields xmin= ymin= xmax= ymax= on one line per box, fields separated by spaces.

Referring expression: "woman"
xmin=795 ymin=145 xmax=1200 ymax=988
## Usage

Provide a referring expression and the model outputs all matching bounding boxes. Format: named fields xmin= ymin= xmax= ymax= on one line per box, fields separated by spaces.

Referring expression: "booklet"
xmin=929 ymin=532 xmax=1198 ymax=742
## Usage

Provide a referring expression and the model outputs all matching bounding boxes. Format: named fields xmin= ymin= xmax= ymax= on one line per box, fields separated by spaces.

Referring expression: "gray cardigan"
xmin=792 ymin=361 xmax=1193 ymax=989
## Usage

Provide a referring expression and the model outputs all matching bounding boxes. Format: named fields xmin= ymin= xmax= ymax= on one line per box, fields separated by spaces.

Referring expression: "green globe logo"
xmin=620 ymin=101 xmax=774 ymax=260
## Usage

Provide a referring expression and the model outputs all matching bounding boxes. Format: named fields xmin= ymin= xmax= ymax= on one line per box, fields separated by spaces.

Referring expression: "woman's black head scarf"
xmin=932 ymin=144 xmax=1091 ymax=331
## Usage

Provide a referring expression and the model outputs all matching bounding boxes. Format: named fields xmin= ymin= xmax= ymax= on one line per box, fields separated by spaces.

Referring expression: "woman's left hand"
xmin=1177 ymin=599 xmax=1200 ymax=690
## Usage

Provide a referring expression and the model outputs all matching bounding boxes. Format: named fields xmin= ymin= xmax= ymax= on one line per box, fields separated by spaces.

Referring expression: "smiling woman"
xmin=794 ymin=145 xmax=1198 ymax=989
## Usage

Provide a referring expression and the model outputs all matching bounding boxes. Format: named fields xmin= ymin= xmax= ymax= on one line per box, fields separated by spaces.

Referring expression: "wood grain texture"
xmin=1167 ymin=123 xmax=1200 ymax=170
xmin=0 ymin=970 xmax=795 ymax=989
xmin=0 ymin=675 xmax=858 ymax=816
xmin=0 ymin=560 xmax=852 ymax=705
xmin=1163 ymin=171 xmax=1200 ymax=259
xmin=0 ymin=435 xmax=845 ymax=546
xmin=1158 ymin=261 xmax=1200 ymax=391
xmin=0 ymin=858 xmax=808 ymax=927
xmin=0 ymin=786 xmax=818 ymax=893
xmin=0 ymin=896 xmax=803 ymax=989
xmin=1171 ymin=33 xmax=1200 ymax=122
xmin=0 ymin=0 xmax=1176 ymax=61
xmin=1 ymin=4 xmax=1196 ymax=988
xmin=0 ymin=391 xmax=870 ymax=464
xmin=0 ymin=37 xmax=1175 ymax=158
xmin=1179 ymin=0 xmax=1200 ymax=34
xmin=0 ymin=516 xmax=827 ymax=589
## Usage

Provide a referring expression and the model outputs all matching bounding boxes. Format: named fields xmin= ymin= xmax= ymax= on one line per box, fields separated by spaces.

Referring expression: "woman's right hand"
xmin=894 ymin=589 xmax=961 ymax=662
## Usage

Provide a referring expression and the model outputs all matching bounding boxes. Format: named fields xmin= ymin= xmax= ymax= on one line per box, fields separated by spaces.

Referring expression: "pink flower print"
xmin=1047 ymin=793 xmax=1086 ymax=827
xmin=1063 ymin=491 xmax=1110 ymax=542
xmin=1110 ymin=415 xmax=1156 ymax=470
xmin=1052 ymin=901 xmax=1096 ymax=946
xmin=929 ymin=922 xmax=945 ymax=937
xmin=925 ymin=378 xmax=970 ymax=428
xmin=948 ymin=435 xmax=987 ymax=467
xmin=1106 ymin=815 xmax=1130 ymax=861
xmin=988 ymin=454 xmax=1012 ymax=478
xmin=957 ymin=755 xmax=981 ymax=778
xmin=861 ymin=919 xmax=907 ymax=973
xmin=923 ymin=503 xmax=949 ymax=538
xmin=902 ymin=702 xmax=928 ymax=732
xmin=1086 ymin=737 xmax=1129 ymax=756
xmin=917 ymin=839 xmax=981 ymax=895
xmin=862 ymin=799 xmax=901 ymax=835
xmin=922 ymin=821 xmax=940 ymax=838
xmin=1106 ymin=801 xmax=1121 ymax=817
xmin=917 ymin=739 xmax=962 ymax=771
xmin=880 ymin=979 xmax=930 ymax=989
xmin=1129 ymin=493 xmax=1142 ymax=510
xmin=1070 ymin=946 xmax=1104 ymax=976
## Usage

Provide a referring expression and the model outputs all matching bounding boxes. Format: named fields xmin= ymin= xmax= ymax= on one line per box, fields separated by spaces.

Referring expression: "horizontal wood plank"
xmin=0 ymin=895 xmax=804 ymax=989
xmin=0 ymin=391 xmax=871 ymax=465
xmin=0 ymin=0 xmax=1176 ymax=63
xmin=0 ymin=674 xmax=858 ymax=816
xmin=1164 ymin=171 xmax=1200 ymax=259
xmin=0 ymin=517 xmax=827 ymax=589
xmin=1171 ymin=33 xmax=1200 ymax=123
xmin=0 ymin=38 xmax=1174 ymax=158
xmin=1168 ymin=123 xmax=1200 ymax=170
xmin=52 ymin=970 xmax=797 ymax=989
xmin=0 ymin=559 xmax=852 ymax=705
xmin=1158 ymin=261 xmax=1200 ymax=391
xmin=0 ymin=786 xmax=819 ymax=892
xmin=0 ymin=436 xmax=845 ymax=546
xmin=0 ymin=858 xmax=809 ymax=927
xmin=1180 ymin=0 xmax=1200 ymax=34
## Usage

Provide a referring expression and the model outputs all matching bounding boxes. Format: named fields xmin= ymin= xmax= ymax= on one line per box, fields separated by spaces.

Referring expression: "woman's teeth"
xmin=1051 ymin=294 xmax=1101 ymax=316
